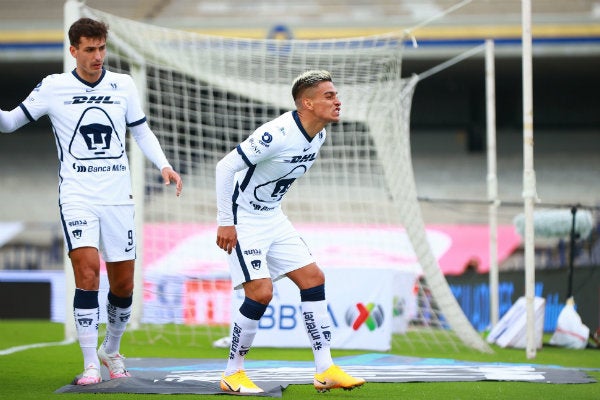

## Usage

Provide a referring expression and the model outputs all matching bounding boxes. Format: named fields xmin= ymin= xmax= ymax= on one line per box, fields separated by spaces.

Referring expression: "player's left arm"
xmin=129 ymin=121 xmax=182 ymax=196
xmin=124 ymin=75 xmax=182 ymax=196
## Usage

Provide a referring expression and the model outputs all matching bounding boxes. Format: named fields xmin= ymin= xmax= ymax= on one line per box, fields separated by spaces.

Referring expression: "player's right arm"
xmin=215 ymin=123 xmax=283 ymax=253
xmin=2 ymin=76 xmax=54 ymax=133
xmin=215 ymin=148 xmax=247 ymax=254
xmin=0 ymin=106 xmax=30 ymax=133
xmin=215 ymin=124 xmax=283 ymax=225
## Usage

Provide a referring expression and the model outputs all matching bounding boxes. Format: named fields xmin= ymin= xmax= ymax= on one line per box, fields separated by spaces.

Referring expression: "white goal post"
xmin=65 ymin=0 xmax=492 ymax=353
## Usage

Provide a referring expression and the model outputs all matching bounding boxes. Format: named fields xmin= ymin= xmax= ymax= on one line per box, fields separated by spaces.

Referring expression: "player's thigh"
xmin=98 ymin=204 xmax=136 ymax=262
xmin=228 ymin=215 xmax=286 ymax=289
xmin=228 ymin=224 xmax=272 ymax=290
xmin=266 ymin=220 xmax=315 ymax=281
xmin=60 ymin=203 xmax=100 ymax=253
xmin=286 ymin=262 xmax=324 ymax=290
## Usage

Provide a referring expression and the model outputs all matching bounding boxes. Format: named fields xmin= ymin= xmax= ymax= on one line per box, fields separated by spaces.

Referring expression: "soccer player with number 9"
xmin=0 ymin=17 xmax=182 ymax=385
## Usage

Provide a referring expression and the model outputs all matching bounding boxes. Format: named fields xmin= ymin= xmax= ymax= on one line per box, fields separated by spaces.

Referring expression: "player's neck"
xmin=296 ymin=112 xmax=325 ymax=138
xmin=75 ymin=68 xmax=102 ymax=84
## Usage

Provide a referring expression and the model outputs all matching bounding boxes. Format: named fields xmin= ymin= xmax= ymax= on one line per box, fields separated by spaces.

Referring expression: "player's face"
xmin=310 ymin=81 xmax=341 ymax=124
xmin=71 ymin=36 xmax=107 ymax=83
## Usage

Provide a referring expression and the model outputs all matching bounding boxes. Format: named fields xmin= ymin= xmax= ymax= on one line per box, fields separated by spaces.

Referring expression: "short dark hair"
xmin=68 ymin=17 xmax=109 ymax=47
xmin=291 ymin=70 xmax=333 ymax=101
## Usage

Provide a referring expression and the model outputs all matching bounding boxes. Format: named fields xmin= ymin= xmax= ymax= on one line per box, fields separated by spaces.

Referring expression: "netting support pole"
xmin=485 ymin=39 xmax=499 ymax=329
xmin=106 ymin=35 xmax=148 ymax=331
xmin=63 ymin=0 xmax=82 ymax=343
xmin=129 ymin=62 xmax=146 ymax=331
xmin=521 ymin=0 xmax=538 ymax=359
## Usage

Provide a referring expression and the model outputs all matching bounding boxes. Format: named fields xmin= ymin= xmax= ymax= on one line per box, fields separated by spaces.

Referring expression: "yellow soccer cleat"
xmin=220 ymin=370 xmax=264 ymax=394
xmin=313 ymin=365 xmax=366 ymax=392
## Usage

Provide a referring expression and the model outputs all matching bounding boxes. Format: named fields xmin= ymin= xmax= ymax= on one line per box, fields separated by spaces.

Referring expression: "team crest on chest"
xmin=69 ymin=107 xmax=124 ymax=160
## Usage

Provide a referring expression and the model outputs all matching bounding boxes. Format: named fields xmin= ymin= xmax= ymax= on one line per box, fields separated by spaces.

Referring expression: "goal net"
xmin=75 ymin=4 xmax=491 ymax=353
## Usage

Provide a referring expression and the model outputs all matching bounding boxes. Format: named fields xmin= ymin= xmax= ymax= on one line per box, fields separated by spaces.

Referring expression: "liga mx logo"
xmin=345 ymin=302 xmax=384 ymax=331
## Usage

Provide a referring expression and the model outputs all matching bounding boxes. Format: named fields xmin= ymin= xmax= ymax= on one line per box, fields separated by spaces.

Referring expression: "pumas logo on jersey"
xmin=70 ymin=107 xmax=124 ymax=160
xmin=253 ymin=166 xmax=305 ymax=203
xmin=251 ymin=260 xmax=262 ymax=270
xmin=72 ymin=229 xmax=82 ymax=239
xmin=81 ymin=123 xmax=113 ymax=153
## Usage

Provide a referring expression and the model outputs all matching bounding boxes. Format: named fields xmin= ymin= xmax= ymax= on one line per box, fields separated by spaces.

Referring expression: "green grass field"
xmin=1 ymin=320 xmax=598 ymax=399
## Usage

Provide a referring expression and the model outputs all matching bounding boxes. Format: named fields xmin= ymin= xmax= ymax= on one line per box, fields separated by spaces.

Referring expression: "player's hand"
xmin=161 ymin=167 xmax=183 ymax=196
xmin=216 ymin=225 xmax=237 ymax=254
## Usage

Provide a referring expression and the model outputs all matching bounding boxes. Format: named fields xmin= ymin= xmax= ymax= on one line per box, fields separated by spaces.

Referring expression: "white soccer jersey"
xmin=20 ymin=69 xmax=146 ymax=205
xmin=227 ymin=110 xmax=326 ymax=221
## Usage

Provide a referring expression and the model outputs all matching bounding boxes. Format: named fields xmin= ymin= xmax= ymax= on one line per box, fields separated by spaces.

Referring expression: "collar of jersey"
xmin=292 ymin=110 xmax=314 ymax=143
xmin=71 ymin=68 xmax=106 ymax=88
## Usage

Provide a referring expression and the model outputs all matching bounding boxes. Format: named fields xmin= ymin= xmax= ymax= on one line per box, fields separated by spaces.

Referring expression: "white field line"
xmin=0 ymin=339 xmax=75 ymax=356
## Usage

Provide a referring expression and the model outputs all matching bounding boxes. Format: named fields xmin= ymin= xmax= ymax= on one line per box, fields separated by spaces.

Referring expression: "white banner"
xmin=0 ymin=222 xmax=24 ymax=248
xmin=487 ymin=296 xmax=546 ymax=349
xmin=231 ymin=268 xmax=416 ymax=351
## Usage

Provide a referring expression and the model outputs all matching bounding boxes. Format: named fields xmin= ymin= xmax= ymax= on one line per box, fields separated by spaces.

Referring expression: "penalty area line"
xmin=0 ymin=339 xmax=75 ymax=356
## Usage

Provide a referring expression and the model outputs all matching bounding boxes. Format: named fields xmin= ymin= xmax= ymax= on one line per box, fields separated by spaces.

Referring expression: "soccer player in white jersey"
xmin=0 ymin=18 xmax=182 ymax=385
xmin=215 ymin=70 xmax=365 ymax=393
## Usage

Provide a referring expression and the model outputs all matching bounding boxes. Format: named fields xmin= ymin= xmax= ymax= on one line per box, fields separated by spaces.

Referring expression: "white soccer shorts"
xmin=228 ymin=212 xmax=315 ymax=290
xmin=60 ymin=203 xmax=136 ymax=262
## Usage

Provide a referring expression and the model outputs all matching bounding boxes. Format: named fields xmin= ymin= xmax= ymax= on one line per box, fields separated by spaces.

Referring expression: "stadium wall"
xmin=447 ymin=267 xmax=600 ymax=334
xmin=1 ymin=268 xmax=598 ymax=337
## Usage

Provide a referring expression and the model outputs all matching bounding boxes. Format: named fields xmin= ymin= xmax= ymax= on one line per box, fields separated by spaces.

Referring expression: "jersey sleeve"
xmin=236 ymin=123 xmax=284 ymax=166
xmin=215 ymin=148 xmax=249 ymax=225
xmin=129 ymin=122 xmax=171 ymax=171
xmin=123 ymin=75 xmax=147 ymax=127
xmin=18 ymin=75 xmax=55 ymax=122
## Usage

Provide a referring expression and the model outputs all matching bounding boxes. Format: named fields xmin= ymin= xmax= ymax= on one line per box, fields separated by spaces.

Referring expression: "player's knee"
xmin=311 ymin=266 xmax=325 ymax=284
xmin=243 ymin=278 xmax=273 ymax=304
xmin=301 ymin=264 xmax=326 ymax=287
xmin=111 ymin=281 xmax=134 ymax=298
xmin=250 ymin=290 xmax=273 ymax=305
xmin=73 ymin=267 xmax=100 ymax=289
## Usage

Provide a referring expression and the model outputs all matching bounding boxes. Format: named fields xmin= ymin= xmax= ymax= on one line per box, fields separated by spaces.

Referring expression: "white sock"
xmin=74 ymin=306 xmax=100 ymax=368
xmin=301 ymin=300 xmax=334 ymax=373
xmin=101 ymin=302 xmax=132 ymax=354
xmin=224 ymin=313 xmax=258 ymax=376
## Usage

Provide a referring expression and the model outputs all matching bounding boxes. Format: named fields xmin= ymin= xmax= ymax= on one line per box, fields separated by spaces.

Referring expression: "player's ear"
xmin=302 ymin=97 xmax=313 ymax=110
xmin=69 ymin=45 xmax=77 ymax=58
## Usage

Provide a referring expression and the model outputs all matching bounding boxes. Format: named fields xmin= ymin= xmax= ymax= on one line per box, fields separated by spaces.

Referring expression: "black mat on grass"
xmin=56 ymin=353 xmax=596 ymax=396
